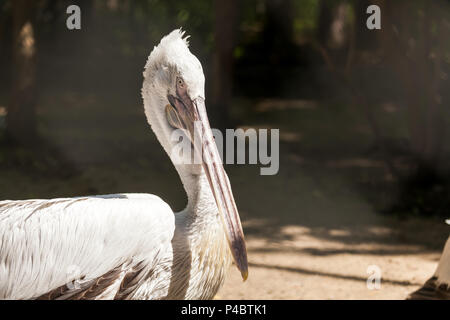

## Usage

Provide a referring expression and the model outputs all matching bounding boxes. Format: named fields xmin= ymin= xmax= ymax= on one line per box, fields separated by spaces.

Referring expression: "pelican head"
xmin=142 ymin=29 xmax=248 ymax=280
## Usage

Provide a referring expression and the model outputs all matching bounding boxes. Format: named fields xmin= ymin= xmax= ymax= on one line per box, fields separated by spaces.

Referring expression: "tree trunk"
xmin=211 ymin=0 xmax=237 ymax=127
xmin=264 ymin=0 xmax=294 ymax=47
xmin=373 ymin=0 xmax=446 ymax=174
xmin=354 ymin=0 xmax=379 ymax=51
xmin=7 ymin=0 xmax=37 ymax=144
xmin=317 ymin=0 xmax=333 ymax=46
xmin=317 ymin=0 xmax=352 ymax=66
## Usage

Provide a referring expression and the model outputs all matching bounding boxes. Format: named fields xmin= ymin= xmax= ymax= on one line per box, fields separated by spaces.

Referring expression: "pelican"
xmin=408 ymin=231 xmax=450 ymax=299
xmin=0 ymin=29 xmax=248 ymax=300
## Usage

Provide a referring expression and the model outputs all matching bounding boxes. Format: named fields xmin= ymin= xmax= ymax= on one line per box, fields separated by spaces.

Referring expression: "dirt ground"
xmin=219 ymin=218 xmax=448 ymax=299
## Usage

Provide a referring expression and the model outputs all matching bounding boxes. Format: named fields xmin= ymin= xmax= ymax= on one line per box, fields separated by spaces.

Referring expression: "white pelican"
xmin=408 ymin=233 xmax=450 ymax=299
xmin=0 ymin=29 xmax=248 ymax=300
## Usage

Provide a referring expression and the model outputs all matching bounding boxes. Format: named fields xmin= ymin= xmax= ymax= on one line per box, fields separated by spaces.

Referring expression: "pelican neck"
xmin=175 ymin=165 xmax=218 ymax=222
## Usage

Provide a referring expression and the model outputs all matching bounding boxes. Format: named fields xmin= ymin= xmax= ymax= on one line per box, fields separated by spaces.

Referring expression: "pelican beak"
xmin=167 ymin=91 xmax=248 ymax=281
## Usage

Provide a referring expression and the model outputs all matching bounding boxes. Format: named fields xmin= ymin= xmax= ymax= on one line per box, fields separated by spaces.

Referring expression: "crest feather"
xmin=143 ymin=29 xmax=191 ymax=74
xmin=163 ymin=28 xmax=190 ymax=47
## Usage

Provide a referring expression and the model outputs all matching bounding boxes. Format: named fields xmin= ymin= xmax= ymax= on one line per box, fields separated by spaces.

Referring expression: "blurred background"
xmin=0 ymin=0 xmax=449 ymax=299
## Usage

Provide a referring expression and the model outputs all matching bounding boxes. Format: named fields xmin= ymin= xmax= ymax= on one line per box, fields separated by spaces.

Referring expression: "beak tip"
xmin=240 ymin=268 xmax=248 ymax=282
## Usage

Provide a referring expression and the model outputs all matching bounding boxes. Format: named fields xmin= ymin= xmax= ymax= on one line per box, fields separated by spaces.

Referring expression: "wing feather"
xmin=408 ymin=277 xmax=450 ymax=300
xmin=0 ymin=194 xmax=175 ymax=299
xmin=434 ymin=235 xmax=450 ymax=288
xmin=408 ymin=235 xmax=450 ymax=300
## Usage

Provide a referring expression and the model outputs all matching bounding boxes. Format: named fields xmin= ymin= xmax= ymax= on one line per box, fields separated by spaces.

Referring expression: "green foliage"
xmin=292 ymin=0 xmax=320 ymax=37
xmin=0 ymin=0 xmax=10 ymax=11
xmin=103 ymin=0 xmax=214 ymax=58
xmin=389 ymin=166 xmax=450 ymax=218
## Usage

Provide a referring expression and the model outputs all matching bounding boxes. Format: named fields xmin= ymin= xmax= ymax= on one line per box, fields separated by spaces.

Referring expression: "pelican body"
xmin=409 ymin=234 xmax=450 ymax=300
xmin=0 ymin=30 xmax=248 ymax=300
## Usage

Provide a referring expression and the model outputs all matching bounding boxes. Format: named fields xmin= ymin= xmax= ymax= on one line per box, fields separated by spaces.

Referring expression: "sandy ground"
xmin=218 ymin=218 xmax=448 ymax=299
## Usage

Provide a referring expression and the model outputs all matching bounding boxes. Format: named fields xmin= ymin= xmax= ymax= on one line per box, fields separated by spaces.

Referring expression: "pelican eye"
xmin=176 ymin=77 xmax=187 ymax=94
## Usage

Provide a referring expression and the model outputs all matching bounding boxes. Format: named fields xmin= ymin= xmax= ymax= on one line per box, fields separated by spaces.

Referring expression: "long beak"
xmin=167 ymin=92 xmax=248 ymax=281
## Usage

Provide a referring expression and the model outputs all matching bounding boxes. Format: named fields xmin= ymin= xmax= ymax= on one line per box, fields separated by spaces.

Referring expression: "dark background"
xmin=0 ymin=1 xmax=449 ymax=297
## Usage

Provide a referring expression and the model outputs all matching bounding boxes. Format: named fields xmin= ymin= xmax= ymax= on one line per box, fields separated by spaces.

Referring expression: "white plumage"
xmin=409 ymin=230 xmax=450 ymax=299
xmin=434 ymin=236 xmax=450 ymax=287
xmin=0 ymin=194 xmax=174 ymax=299
xmin=0 ymin=29 xmax=247 ymax=300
